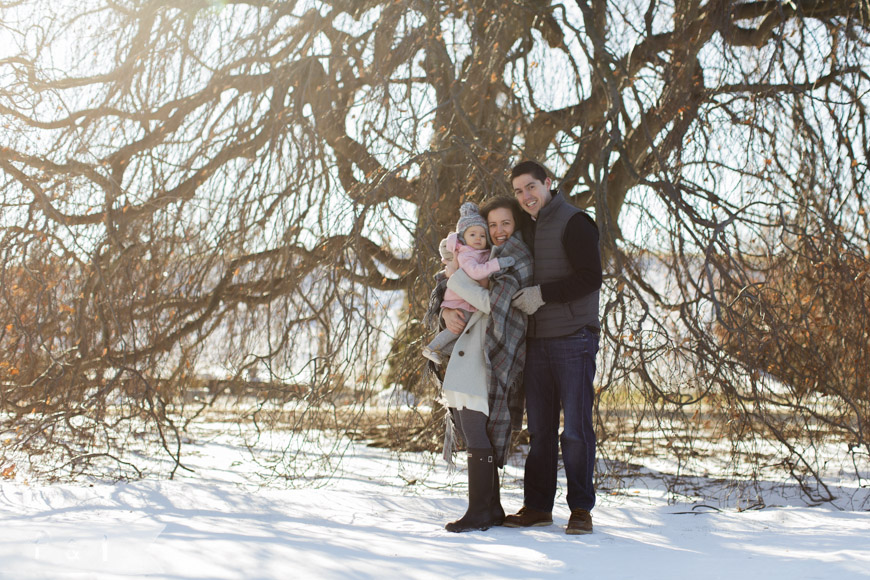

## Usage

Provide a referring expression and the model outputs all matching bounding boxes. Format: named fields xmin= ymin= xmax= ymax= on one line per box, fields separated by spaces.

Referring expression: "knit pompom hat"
xmin=455 ymin=202 xmax=488 ymax=244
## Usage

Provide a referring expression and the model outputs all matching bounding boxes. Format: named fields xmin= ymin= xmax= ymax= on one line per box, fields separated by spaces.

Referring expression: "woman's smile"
xmin=487 ymin=207 xmax=516 ymax=246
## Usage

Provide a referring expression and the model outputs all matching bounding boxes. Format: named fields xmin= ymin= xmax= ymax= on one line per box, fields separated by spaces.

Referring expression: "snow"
xmin=2 ymin=431 xmax=870 ymax=579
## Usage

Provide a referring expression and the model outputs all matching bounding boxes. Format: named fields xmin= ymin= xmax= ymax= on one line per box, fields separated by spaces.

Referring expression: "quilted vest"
xmin=528 ymin=192 xmax=600 ymax=338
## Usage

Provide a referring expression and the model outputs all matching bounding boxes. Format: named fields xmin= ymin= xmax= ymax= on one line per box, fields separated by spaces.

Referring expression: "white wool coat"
xmin=441 ymin=268 xmax=492 ymax=413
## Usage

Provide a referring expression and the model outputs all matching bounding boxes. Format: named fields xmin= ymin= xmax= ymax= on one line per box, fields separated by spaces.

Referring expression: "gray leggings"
xmin=453 ymin=407 xmax=493 ymax=450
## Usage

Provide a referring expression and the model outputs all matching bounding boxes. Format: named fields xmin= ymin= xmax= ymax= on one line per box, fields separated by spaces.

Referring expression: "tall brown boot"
xmin=445 ymin=448 xmax=496 ymax=533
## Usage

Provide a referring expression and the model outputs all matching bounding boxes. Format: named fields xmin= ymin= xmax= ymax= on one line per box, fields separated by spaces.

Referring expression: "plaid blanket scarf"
xmin=425 ymin=233 xmax=533 ymax=467
xmin=482 ymin=234 xmax=534 ymax=466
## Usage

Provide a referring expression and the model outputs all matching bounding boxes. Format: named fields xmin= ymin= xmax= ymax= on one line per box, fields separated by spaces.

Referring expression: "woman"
xmin=425 ymin=196 xmax=533 ymax=533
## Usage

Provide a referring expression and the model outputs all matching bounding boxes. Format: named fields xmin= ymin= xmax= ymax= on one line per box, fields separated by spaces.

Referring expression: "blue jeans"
xmin=523 ymin=327 xmax=599 ymax=512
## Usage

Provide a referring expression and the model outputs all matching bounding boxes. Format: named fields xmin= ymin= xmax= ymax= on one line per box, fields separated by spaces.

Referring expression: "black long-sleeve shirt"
xmin=527 ymin=211 xmax=603 ymax=304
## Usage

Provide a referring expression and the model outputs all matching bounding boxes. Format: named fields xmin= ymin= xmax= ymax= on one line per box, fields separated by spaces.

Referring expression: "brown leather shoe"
xmin=566 ymin=508 xmax=593 ymax=535
xmin=502 ymin=506 xmax=553 ymax=528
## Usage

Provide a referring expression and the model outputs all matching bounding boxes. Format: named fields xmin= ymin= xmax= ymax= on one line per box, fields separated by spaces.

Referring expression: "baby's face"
xmin=464 ymin=225 xmax=488 ymax=250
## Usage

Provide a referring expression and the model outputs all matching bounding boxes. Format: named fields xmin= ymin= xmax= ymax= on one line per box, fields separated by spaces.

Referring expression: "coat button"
xmin=458 ymin=351 xmax=464 ymax=356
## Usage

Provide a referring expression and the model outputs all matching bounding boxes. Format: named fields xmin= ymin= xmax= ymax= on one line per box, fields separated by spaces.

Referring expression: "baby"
xmin=422 ymin=202 xmax=514 ymax=365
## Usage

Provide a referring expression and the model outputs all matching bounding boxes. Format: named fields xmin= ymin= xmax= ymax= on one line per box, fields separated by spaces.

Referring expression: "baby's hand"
xmin=444 ymin=257 xmax=458 ymax=277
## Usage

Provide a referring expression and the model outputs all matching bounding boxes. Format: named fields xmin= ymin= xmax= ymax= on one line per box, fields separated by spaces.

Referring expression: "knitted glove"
xmin=498 ymin=256 xmax=516 ymax=269
xmin=438 ymin=237 xmax=454 ymax=261
xmin=512 ymin=285 xmax=544 ymax=315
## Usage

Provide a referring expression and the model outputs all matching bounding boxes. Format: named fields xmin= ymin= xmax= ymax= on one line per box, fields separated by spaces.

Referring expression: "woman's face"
xmin=487 ymin=207 xmax=515 ymax=246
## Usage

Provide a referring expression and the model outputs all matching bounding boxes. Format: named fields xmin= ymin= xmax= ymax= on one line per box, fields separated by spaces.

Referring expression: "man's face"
xmin=512 ymin=173 xmax=552 ymax=218
xmin=463 ymin=225 xmax=488 ymax=250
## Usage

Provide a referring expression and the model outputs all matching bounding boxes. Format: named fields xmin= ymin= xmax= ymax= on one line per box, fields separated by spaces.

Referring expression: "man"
xmin=504 ymin=160 xmax=602 ymax=535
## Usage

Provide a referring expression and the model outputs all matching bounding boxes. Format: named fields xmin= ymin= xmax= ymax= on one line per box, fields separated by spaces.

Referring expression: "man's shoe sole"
xmin=566 ymin=527 xmax=593 ymax=535
xmin=502 ymin=520 xmax=553 ymax=528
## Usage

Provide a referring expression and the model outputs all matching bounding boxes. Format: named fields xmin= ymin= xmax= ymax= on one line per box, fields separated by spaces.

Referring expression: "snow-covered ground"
xmin=2 ymin=426 xmax=870 ymax=580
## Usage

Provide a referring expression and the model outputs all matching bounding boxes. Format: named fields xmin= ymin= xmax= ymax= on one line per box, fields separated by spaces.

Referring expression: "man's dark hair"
xmin=479 ymin=196 xmax=529 ymax=231
xmin=510 ymin=160 xmax=550 ymax=184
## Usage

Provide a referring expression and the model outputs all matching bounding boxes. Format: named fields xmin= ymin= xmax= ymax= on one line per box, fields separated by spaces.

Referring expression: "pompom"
xmin=459 ymin=201 xmax=479 ymax=217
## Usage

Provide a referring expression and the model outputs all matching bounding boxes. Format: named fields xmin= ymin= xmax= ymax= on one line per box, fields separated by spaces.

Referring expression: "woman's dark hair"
xmin=479 ymin=196 xmax=529 ymax=231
